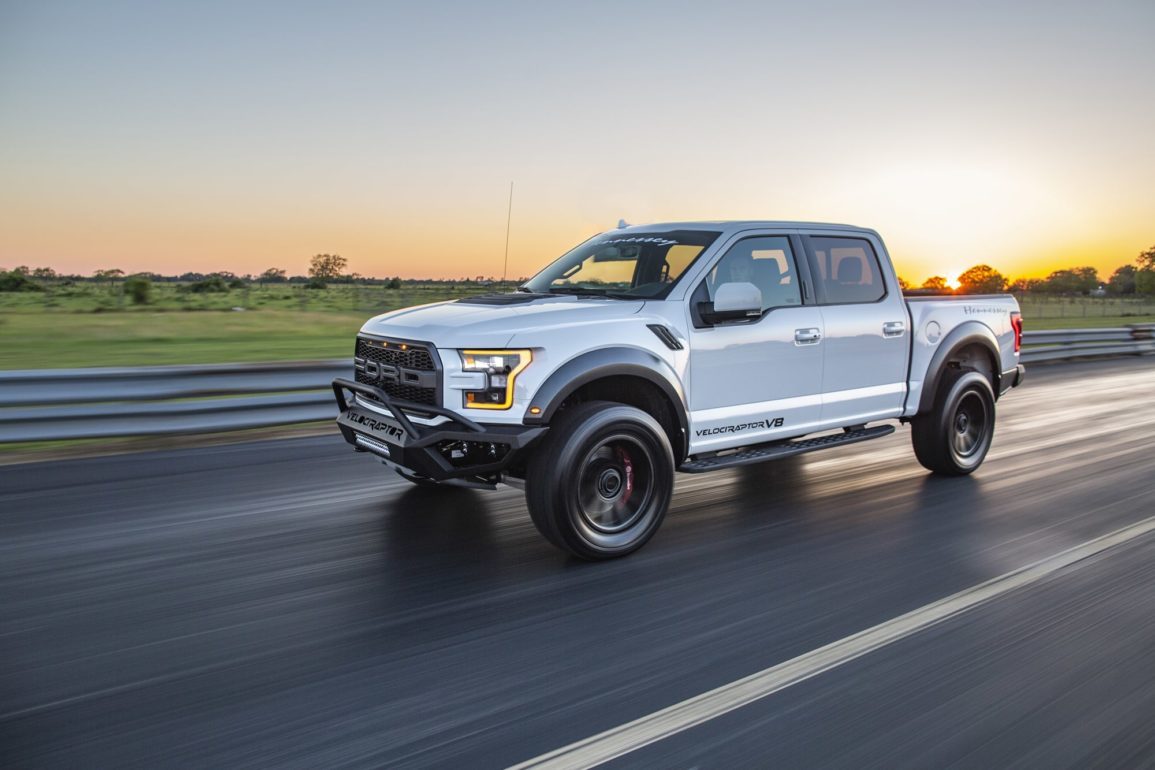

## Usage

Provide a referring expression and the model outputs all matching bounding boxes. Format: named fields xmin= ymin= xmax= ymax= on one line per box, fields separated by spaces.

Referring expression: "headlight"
xmin=459 ymin=349 xmax=532 ymax=409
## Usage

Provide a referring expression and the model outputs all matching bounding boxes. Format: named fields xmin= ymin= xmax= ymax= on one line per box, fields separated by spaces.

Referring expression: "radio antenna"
xmin=502 ymin=181 xmax=514 ymax=286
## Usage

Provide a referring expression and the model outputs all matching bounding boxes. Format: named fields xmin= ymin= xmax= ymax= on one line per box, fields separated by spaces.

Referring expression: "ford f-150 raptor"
xmin=332 ymin=221 xmax=1024 ymax=559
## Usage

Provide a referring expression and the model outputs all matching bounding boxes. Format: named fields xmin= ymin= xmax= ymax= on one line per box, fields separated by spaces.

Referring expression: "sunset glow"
xmin=1 ymin=2 xmax=1152 ymax=284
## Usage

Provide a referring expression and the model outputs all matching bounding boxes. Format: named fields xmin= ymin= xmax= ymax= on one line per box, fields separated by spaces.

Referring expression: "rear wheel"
xmin=525 ymin=401 xmax=674 ymax=560
xmin=912 ymin=369 xmax=996 ymax=475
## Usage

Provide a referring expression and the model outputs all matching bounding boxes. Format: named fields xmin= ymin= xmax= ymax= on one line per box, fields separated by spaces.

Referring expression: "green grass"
xmin=0 ymin=281 xmax=501 ymax=315
xmin=1 ymin=283 xmax=1153 ymax=369
xmin=0 ymin=281 xmax=504 ymax=369
xmin=0 ymin=311 xmax=367 ymax=368
xmin=1017 ymin=297 xmax=1155 ymax=321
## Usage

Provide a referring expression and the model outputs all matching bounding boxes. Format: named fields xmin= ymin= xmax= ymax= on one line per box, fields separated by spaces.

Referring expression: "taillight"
xmin=1010 ymin=311 xmax=1023 ymax=353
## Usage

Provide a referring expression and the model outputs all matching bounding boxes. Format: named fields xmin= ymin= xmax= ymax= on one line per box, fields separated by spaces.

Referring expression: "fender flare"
xmin=917 ymin=321 xmax=1002 ymax=413
xmin=523 ymin=347 xmax=688 ymax=447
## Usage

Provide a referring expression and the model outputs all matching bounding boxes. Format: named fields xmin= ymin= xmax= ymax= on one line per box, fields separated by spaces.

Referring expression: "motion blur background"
xmin=3 ymin=2 xmax=1155 ymax=768
xmin=2 ymin=0 xmax=1154 ymax=282
xmin=2 ymin=0 xmax=1154 ymax=374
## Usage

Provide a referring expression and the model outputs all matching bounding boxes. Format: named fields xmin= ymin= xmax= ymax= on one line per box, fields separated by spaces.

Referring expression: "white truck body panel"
xmin=356 ymin=221 xmax=1021 ymax=455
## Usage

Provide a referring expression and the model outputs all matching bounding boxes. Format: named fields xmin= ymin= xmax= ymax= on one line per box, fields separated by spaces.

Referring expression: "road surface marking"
xmin=509 ymin=514 xmax=1155 ymax=769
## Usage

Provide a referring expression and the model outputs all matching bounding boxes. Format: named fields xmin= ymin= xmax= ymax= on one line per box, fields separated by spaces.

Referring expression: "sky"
xmin=1 ymin=0 xmax=1152 ymax=283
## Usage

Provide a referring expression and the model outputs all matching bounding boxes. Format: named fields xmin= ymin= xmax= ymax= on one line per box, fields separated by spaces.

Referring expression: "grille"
xmin=354 ymin=337 xmax=439 ymax=406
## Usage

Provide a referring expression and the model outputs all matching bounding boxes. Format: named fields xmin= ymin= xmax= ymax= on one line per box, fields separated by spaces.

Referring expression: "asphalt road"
xmin=2 ymin=357 xmax=1154 ymax=769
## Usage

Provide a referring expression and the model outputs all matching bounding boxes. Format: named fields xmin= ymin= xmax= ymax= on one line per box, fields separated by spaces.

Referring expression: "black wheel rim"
xmin=951 ymin=391 xmax=989 ymax=459
xmin=575 ymin=434 xmax=656 ymax=534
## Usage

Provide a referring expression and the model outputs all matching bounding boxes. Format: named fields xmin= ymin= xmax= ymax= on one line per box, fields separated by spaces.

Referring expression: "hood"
xmin=359 ymin=294 xmax=645 ymax=348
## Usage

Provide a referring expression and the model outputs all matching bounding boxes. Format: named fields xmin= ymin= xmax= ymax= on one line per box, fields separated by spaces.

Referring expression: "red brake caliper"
xmin=616 ymin=446 xmax=634 ymax=506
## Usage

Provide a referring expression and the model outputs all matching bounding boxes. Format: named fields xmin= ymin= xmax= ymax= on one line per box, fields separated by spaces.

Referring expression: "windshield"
xmin=522 ymin=229 xmax=721 ymax=299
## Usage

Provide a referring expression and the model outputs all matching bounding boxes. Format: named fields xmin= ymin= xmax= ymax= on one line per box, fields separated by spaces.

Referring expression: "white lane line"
xmin=509 ymin=514 xmax=1155 ymax=770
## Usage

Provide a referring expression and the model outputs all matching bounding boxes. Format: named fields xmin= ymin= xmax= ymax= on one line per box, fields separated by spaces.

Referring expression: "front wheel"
xmin=525 ymin=401 xmax=675 ymax=560
xmin=912 ymin=369 xmax=996 ymax=475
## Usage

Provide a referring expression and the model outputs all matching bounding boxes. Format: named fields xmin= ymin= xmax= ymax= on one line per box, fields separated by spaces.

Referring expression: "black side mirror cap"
xmin=697 ymin=301 xmax=760 ymax=325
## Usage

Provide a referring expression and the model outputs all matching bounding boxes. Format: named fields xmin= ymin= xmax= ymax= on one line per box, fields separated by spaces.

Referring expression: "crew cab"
xmin=332 ymin=221 xmax=1024 ymax=559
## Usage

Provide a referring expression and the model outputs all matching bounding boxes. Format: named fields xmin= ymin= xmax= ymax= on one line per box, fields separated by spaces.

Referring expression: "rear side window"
xmin=808 ymin=236 xmax=885 ymax=304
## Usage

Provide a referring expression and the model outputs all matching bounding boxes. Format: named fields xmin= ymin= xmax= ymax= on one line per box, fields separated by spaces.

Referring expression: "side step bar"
xmin=679 ymin=425 xmax=896 ymax=474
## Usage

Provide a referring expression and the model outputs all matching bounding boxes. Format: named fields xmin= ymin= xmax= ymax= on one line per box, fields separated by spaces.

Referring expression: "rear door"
xmin=686 ymin=231 xmax=826 ymax=452
xmin=802 ymin=233 xmax=908 ymax=425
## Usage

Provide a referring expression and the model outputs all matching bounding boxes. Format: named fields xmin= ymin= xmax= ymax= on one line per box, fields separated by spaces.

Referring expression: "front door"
xmin=687 ymin=233 xmax=825 ymax=454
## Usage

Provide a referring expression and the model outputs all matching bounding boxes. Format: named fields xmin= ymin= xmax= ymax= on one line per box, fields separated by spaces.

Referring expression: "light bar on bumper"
xmin=458 ymin=349 xmax=531 ymax=409
xmin=331 ymin=378 xmax=548 ymax=481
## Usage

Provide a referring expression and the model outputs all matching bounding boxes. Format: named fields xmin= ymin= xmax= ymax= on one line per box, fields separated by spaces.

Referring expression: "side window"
xmin=706 ymin=236 xmax=802 ymax=312
xmin=808 ymin=236 xmax=885 ymax=304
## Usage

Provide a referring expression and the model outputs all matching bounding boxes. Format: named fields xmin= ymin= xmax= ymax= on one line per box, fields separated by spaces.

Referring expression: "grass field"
xmin=2 ymin=284 xmax=1153 ymax=369
xmin=0 ymin=311 xmax=368 ymax=368
xmin=0 ymin=281 xmax=501 ymax=315
xmin=0 ymin=282 xmax=498 ymax=368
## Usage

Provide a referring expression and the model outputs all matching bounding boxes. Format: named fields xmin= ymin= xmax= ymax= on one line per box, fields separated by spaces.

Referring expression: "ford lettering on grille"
xmin=354 ymin=357 xmax=401 ymax=384
xmin=353 ymin=337 xmax=439 ymax=405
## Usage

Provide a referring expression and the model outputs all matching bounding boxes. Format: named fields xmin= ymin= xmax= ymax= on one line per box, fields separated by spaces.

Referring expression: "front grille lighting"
xmin=354 ymin=337 xmax=438 ymax=405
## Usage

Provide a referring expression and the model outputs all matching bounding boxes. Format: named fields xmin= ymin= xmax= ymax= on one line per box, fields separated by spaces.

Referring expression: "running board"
xmin=679 ymin=425 xmax=896 ymax=473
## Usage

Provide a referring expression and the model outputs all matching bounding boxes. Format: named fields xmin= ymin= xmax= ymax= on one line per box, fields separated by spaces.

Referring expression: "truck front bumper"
xmin=332 ymin=378 xmax=547 ymax=483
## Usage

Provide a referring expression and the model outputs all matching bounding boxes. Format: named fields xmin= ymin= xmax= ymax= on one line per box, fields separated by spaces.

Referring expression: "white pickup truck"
xmin=333 ymin=221 xmax=1024 ymax=559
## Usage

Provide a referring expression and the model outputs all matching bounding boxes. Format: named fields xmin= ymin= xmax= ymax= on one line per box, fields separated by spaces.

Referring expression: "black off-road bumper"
xmin=332 ymin=378 xmax=547 ymax=482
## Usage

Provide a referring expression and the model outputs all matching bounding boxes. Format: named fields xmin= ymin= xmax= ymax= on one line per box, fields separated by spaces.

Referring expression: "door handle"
xmin=794 ymin=328 xmax=822 ymax=345
xmin=883 ymin=321 xmax=906 ymax=337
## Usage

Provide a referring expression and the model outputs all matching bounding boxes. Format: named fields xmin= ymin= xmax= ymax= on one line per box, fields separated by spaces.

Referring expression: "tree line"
xmin=0 ymin=252 xmax=526 ymax=299
xmin=5 ymin=245 xmax=1155 ymax=297
xmin=901 ymin=245 xmax=1155 ymax=296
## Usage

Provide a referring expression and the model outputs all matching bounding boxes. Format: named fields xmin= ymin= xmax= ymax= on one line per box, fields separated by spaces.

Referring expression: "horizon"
xmin=2 ymin=1 xmax=1152 ymax=285
xmin=0 ymin=240 xmax=1144 ymax=288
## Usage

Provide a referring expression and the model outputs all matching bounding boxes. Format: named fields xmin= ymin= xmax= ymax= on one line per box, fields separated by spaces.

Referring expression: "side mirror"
xmin=699 ymin=282 xmax=762 ymax=324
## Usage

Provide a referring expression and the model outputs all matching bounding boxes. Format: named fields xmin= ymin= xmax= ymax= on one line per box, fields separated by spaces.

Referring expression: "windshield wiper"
xmin=546 ymin=286 xmax=642 ymax=300
xmin=547 ymin=286 xmax=610 ymax=296
xmin=515 ymin=286 xmax=535 ymax=293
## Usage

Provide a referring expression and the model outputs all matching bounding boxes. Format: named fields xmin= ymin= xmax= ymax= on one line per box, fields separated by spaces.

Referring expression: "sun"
xmin=945 ymin=272 xmax=962 ymax=290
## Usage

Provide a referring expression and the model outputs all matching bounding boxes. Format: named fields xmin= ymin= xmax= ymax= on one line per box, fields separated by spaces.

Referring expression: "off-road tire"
xmin=912 ymin=368 xmax=996 ymax=475
xmin=525 ymin=401 xmax=675 ymax=560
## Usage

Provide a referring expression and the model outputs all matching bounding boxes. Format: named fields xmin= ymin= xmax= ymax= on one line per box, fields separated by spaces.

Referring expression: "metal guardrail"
xmin=0 ymin=361 xmax=347 ymax=443
xmin=1020 ymin=324 xmax=1155 ymax=362
xmin=1 ymin=325 xmax=1153 ymax=444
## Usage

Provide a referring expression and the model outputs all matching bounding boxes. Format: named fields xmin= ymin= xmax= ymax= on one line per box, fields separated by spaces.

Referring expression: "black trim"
xmin=523 ymin=348 xmax=689 ymax=457
xmin=646 ymin=324 xmax=683 ymax=350
xmin=455 ymin=293 xmax=551 ymax=305
xmin=914 ymin=322 xmax=1002 ymax=413
xmin=789 ymin=233 xmax=816 ymax=304
xmin=1002 ymin=364 xmax=1026 ymax=394
xmin=681 ymin=424 xmax=895 ymax=473
xmin=332 ymin=378 xmax=547 ymax=481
